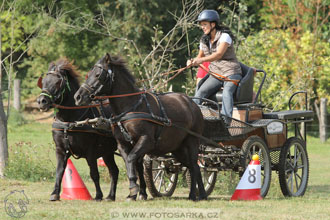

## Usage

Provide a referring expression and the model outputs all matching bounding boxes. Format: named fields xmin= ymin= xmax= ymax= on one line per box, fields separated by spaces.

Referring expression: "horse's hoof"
xmin=94 ymin=198 xmax=103 ymax=202
xmin=188 ymin=196 xmax=197 ymax=201
xmin=126 ymin=195 xmax=137 ymax=202
xmin=129 ymin=186 xmax=139 ymax=196
xmin=105 ymin=196 xmax=115 ymax=201
xmin=198 ymin=196 xmax=207 ymax=201
xmin=138 ymin=194 xmax=147 ymax=201
xmin=49 ymin=194 xmax=60 ymax=201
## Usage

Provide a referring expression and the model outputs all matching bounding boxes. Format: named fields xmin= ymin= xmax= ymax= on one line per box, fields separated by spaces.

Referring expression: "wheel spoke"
xmin=293 ymin=144 xmax=297 ymax=166
xmin=290 ymin=171 xmax=294 ymax=192
xmin=153 ymin=170 xmax=162 ymax=182
xmin=288 ymin=149 xmax=293 ymax=164
xmin=158 ymin=172 xmax=164 ymax=192
xmin=294 ymin=172 xmax=299 ymax=192
xmin=296 ymin=151 xmax=302 ymax=164
xmin=295 ymin=172 xmax=302 ymax=181
xmin=286 ymin=159 xmax=295 ymax=170
xmin=297 ymin=165 xmax=305 ymax=169
xmin=252 ymin=145 xmax=256 ymax=156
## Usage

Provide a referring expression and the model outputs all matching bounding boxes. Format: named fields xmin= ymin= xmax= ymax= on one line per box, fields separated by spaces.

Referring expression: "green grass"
xmin=1 ymin=121 xmax=330 ymax=219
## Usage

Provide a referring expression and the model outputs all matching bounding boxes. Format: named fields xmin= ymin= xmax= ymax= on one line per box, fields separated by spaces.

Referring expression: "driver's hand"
xmin=186 ymin=59 xmax=193 ymax=66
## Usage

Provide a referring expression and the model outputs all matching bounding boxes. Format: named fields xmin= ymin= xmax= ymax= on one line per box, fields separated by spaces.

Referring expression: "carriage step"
xmin=263 ymin=110 xmax=314 ymax=120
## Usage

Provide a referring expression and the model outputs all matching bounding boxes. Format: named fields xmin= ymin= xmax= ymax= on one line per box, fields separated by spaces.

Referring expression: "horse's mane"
xmin=110 ymin=56 xmax=136 ymax=86
xmin=49 ymin=58 xmax=81 ymax=86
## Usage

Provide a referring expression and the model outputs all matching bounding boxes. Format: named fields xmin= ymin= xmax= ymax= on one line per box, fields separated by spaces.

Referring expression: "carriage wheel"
xmin=144 ymin=158 xmax=178 ymax=197
xmin=278 ymin=137 xmax=309 ymax=197
xmin=241 ymin=135 xmax=272 ymax=198
xmin=186 ymin=158 xmax=218 ymax=197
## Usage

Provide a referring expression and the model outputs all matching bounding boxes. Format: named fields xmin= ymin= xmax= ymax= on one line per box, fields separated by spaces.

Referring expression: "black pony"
xmin=37 ymin=58 xmax=119 ymax=201
xmin=74 ymin=54 xmax=207 ymax=201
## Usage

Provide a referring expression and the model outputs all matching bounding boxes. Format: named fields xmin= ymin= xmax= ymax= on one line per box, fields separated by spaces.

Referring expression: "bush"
xmin=5 ymin=141 xmax=55 ymax=182
xmin=7 ymin=108 xmax=26 ymax=127
xmin=238 ymin=29 xmax=330 ymax=111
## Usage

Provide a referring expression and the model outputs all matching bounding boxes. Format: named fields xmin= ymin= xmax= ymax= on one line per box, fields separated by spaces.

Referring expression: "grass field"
xmin=1 ymin=120 xmax=330 ymax=220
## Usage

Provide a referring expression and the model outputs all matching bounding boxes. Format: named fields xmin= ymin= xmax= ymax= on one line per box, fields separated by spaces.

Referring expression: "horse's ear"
xmin=37 ymin=76 xmax=43 ymax=89
xmin=105 ymin=53 xmax=111 ymax=64
xmin=48 ymin=62 xmax=55 ymax=71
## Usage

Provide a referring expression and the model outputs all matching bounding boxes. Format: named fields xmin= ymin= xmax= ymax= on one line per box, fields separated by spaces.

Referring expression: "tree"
xmin=0 ymin=0 xmax=68 ymax=176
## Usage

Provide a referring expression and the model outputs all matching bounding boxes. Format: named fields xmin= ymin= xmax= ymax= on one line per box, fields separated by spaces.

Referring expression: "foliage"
xmin=260 ymin=0 xmax=330 ymax=41
xmin=7 ymin=108 xmax=26 ymax=127
xmin=0 ymin=10 xmax=27 ymax=54
xmin=0 ymin=0 xmax=329 ymax=106
xmin=5 ymin=141 xmax=55 ymax=181
xmin=238 ymin=29 xmax=330 ymax=110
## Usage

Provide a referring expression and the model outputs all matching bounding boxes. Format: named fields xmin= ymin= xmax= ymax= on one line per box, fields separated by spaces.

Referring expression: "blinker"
xmin=37 ymin=76 xmax=43 ymax=89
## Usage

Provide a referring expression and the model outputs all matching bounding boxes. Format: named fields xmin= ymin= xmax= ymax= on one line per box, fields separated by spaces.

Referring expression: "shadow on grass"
xmin=147 ymin=195 xmax=230 ymax=201
xmin=308 ymin=184 xmax=330 ymax=194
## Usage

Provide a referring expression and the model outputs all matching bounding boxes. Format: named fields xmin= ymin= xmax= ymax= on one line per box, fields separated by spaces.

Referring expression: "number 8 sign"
xmin=231 ymin=155 xmax=262 ymax=200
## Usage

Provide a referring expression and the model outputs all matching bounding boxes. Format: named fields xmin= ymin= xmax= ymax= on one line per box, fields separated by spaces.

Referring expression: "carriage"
xmin=41 ymin=54 xmax=313 ymax=201
xmin=142 ymin=63 xmax=314 ymax=198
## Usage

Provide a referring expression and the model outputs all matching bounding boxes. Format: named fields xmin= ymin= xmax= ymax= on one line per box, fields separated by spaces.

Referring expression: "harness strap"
xmin=52 ymin=121 xmax=113 ymax=159
xmin=111 ymin=112 xmax=228 ymax=153
xmin=118 ymin=112 xmax=171 ymax=126
xmin=52 ymin=128 xmax=111 ymax=137
xmin=199 ymin=64 xmax=240 ymax=86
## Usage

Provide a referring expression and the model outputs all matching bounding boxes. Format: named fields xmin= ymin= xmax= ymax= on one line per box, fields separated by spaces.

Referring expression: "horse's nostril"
xmin=41 ymin=99 xmax=47 ymax=104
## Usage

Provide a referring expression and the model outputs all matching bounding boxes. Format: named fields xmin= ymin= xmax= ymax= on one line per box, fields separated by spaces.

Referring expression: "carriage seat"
xmin=209 ymin=63 xmax=255 ymax=104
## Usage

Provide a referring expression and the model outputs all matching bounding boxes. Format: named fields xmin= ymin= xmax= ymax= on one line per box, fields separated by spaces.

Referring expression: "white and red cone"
xmin=61 ymin=159 xmax=92 ymax=200
xmin=97 ymin=157 xmax=106 ymax=167
xmin=231 ymin=154 xmax=262 ymax=201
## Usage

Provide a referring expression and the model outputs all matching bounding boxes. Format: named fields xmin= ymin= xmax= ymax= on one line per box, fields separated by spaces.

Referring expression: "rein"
xmin=93 ymin=90 xmax=151 ymax=100
xmin=91 ymin=63 xmax=239 ymax=101
xmin=52 ymin=101 xmax=109 ymax=109
xmin=136 ymin=64 xmax=192 ymax=86
xmin=199 ymin=64 xmax=239 ymax=86
xmin=91 ymin=65 xmax=193 ymax=100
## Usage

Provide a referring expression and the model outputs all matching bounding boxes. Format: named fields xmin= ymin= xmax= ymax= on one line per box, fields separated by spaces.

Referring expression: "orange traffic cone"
xmin=61 ymin=159 xmax=92 ymax=200
xmin=97 ymin=157 xmax=106 ymax=167
xmin=231 ymin=154 xmax=262 ymax=201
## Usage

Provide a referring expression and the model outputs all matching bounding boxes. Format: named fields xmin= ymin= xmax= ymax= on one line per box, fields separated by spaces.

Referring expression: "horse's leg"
xmin=124 ymin=136 xmax=154 ymax=200
xmin=186 ymin=137 xmax=207 ymax=200
xmin=50 ymin=147 xmax=68 ymax=201
xmin=136 ymin=159 xmax=147 ymax=200
xmin=173 ymin=146 xmax=197 ymax=201
xmin=102 ymin=153 xmax=119 ymax=201
xmin=86 ymin=157 xmax=103 ymax=201
xmin=116 ymin=143 xmax=139 ymax=201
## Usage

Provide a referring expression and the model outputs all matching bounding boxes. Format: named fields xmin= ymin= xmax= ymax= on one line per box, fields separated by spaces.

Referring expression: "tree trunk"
xmin=13 ymin=79 xmax=21 ymax=111
xmin=0 ymin=11 xmax=8 ymax=177
xmin=320 ymin=98 xmax=328 ymax=143
xmin=0 ymin=91 xmax=8 ymax=177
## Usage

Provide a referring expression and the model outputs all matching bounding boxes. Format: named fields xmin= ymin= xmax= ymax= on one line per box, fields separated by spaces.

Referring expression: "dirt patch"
xmin=24 ymin=110 xmax=54 ymax=124
xmin=21 ymin=96 xmax=54 ymax=124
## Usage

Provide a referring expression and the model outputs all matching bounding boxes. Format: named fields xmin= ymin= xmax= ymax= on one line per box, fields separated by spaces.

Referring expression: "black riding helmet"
xmin=196 ymin=10 xmax=220 ymax=25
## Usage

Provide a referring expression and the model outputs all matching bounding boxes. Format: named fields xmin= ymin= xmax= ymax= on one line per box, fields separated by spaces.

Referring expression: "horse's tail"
xmin=185 ymin=95 xmax=204 ymax=134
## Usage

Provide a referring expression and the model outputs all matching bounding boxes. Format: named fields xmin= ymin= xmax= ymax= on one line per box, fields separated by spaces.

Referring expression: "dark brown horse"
xmin=74 ymin=53 xmax=207 ymax=200
xmin=37 ymin=58 xmax=119 ymax=201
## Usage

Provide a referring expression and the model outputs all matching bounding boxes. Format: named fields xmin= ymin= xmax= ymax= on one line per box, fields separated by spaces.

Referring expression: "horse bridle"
xmin=80 ymin=63 xmax=114 ymax=98
xmin=39 ymin=67 xmax=71 ymax=105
